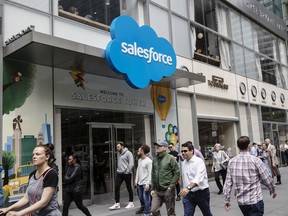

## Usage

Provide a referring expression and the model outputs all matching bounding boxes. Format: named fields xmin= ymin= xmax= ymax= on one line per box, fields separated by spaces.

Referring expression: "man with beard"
xmin=109 ymin=141 xmax=134 ymax=210
xmin=135 ymin=144 xmax=152 ymax=216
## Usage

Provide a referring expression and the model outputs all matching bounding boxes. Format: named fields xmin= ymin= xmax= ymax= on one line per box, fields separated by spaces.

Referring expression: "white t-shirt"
xmin=135 ymin=157 xmax=152 ymax=186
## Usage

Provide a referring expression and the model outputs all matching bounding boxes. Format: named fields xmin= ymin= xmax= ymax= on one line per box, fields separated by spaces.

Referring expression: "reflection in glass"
xmin=244 ymin=49 xmax=258 ymax=79
xmin=232 ymin=44 xmax=245 ymax=76
xmin=241 ymin=18 xmax=254 ymax=49
xmin=229 ymin=10 xmax=242 ymax=44
xmin=261 ymin=107 xmax=286 ymax=122
xmin=194 ymin=0 xmax=217 ymax=31
xmin=61 ymin=108 xmax=154 ymax=202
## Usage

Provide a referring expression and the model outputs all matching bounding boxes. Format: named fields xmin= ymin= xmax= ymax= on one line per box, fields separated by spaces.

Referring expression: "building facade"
xmin=257 ymin=0 xmax=283 ymax=18
xmin=1 ymin=0 xmax=287 ymax=206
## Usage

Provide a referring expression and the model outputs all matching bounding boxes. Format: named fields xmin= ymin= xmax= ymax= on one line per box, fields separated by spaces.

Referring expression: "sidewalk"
xmin=69 ymin=167 xmax=288 ymax=216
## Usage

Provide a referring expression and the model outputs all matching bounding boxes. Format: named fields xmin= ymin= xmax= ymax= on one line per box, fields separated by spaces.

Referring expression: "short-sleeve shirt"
xmin=28 ymin=168 xmax=61 ymax=216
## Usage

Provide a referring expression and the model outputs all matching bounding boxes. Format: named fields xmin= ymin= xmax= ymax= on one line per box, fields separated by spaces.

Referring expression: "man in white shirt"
xmin=178 ymin=142 xmax=213 ymax=216
xmin=135 ymin=144 xmax=152 ymax=216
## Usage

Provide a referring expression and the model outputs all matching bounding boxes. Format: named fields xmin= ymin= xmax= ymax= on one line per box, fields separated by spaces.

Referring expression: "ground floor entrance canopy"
xmin=4 ymin=30 xmax=205 ymax=89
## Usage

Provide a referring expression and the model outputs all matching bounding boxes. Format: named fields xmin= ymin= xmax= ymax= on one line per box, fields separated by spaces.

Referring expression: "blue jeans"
xmin=137 ymin=185 xmax=151 ymax=214
xmin=239 ymin=200 xmax=264 ymax=216
xmin=182 ymin=188 xmax=213 ymax=216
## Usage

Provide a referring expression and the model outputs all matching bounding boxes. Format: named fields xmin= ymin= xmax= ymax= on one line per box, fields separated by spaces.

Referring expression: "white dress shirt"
xmin=181 ymin=155 xmax=209 ymax=192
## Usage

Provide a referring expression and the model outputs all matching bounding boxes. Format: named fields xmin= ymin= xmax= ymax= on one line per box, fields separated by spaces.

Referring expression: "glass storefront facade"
xmin=262 ymin=106 xmax=287 ymax=165
xmin=60 ymin=108 xmax=155 ymax=202
xmin=2 ymin=0 xmax=288 ymax=208
xmin=198 ymin=120 xmax=237 ymax=178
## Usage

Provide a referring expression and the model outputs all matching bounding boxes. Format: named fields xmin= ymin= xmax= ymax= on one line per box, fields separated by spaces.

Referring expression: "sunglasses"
xmin=168 ymin=146 xmax=173 ymax=149
xmin=181 ymin=150 xmax=189 ymax=153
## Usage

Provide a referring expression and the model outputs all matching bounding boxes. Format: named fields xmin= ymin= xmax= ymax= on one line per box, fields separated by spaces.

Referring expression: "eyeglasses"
xmin=181 ymin=150 xmax=188 ymax=153
xmin=168 ymin=146 xmax=173 ymax=149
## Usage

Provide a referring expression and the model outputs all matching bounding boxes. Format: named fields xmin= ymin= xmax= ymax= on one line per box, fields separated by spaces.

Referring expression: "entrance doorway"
xmin=198 ymin=120 xmax=236 ymax=178
xmin=59 ymin=108 xmax=154 ymax=205
xmin=88 ymin=123 xmax=135 ymax=203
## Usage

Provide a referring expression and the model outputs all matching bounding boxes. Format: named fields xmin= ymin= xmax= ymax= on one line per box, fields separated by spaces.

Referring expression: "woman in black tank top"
xmin=0 ymin=143 xmax=61 ymax=216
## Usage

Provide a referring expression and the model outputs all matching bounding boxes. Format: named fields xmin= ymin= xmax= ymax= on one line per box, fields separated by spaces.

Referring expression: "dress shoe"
xmin=176 ymin=196 xmax=181 ymax=201
xmin=275 ymin=182 xmax=281 ymax=185
xmin=218 ymin=190 xmax=223 ymax=195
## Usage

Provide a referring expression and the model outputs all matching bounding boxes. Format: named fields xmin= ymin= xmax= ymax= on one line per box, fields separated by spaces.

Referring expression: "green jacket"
xmin=151 ymin=152 xmax=180 ymax=191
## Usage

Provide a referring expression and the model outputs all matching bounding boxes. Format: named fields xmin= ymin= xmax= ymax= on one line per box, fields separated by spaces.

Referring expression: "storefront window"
xmin=58 ymin=0 xmax=120 ymax=30
xmin=61 ymin=108 xmax=154 ymax=201
xmin=263 ymin=122 xmax=287 ymax=165
xmin=261 ymin=107 xmax=286 ymax=122
xmin=198 ymin=121 xmax=236 ymax=178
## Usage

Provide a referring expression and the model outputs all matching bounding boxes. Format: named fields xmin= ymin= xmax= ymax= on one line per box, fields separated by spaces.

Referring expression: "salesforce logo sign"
xmin=105 ymin=15 xmax=176 ymax=89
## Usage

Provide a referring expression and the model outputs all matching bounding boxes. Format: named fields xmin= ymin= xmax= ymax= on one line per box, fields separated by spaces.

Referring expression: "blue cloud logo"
xmin=105 ymin=15 xmax=176 ymax=89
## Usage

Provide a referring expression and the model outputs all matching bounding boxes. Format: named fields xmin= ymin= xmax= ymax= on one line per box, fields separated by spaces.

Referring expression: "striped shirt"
xmin=223 ymin=151 xmax=275 ymax=205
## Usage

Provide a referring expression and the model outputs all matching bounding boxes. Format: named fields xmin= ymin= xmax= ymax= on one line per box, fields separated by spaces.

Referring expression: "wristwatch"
xmin=187 ymin=185 xmax=192 ymax=190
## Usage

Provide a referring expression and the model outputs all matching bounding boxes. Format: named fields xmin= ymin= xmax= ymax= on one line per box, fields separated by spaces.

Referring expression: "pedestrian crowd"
xmin=109 ymin=136 xmax=281 ymax=216
xmin=0 ymin=136 xmax=282 ymax=216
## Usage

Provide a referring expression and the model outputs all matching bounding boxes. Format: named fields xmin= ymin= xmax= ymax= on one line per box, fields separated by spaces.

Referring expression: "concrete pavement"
xmin=69 ymin=167 xmax=288 ymax=216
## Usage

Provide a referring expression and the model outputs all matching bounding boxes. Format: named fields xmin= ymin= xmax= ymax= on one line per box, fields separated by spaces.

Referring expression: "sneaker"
xmin=176 ymin=196 xmax=181 ymax=201
xmin=125 ymin=202 xmax=134 ymax=209
xmin=136 ymin=206 xmax=144 ymax=214
xmin=109 ymin=203 xmax=120 ymax=210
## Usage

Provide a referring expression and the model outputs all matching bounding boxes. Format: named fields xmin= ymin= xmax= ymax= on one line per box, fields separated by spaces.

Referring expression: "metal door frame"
xmin=88 ymin=122 xmax=134 ymax=202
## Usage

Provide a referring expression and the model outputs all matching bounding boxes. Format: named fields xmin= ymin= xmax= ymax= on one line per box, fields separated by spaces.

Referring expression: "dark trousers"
xmin=115 ymin=173 xmax=133 ymax=203
xmin=215 ymin=169 xmax=227 ymax=192
xmin=239 ymin=200 xmax=264 ymax=216
xmin=62 ymin=191 xmax=91 ymax=216
xmin=150 ymin=188 xmax=176 ymax=216
xmin=182 ymin=188 xmax=213 ymax=216
xmin=175 ymin=182 xmax=180 ymax=197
